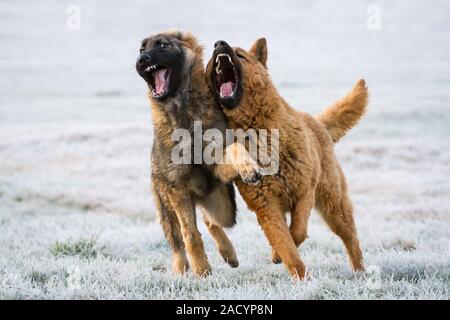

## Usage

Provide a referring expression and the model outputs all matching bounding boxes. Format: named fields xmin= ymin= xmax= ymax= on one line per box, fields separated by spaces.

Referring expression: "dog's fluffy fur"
xmin=316 ymin=80 xmax=368 ymax=143
xmin=206 ymin=38 xmax=368 ymax=278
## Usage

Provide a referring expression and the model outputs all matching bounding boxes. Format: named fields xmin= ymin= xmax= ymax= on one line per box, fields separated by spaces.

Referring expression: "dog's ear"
xmin=180 ymin=31 xmax=203 ymax=56
xmin=249 ymin=38 xmax=268 ymax=68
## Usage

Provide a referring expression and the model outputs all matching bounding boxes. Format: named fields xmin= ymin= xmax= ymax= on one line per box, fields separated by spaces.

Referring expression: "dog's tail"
xmin=316 ymin=79 xmax=369 ymax=143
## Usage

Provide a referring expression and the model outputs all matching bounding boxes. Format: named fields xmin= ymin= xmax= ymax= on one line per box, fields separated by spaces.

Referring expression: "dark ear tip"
xmin=255 ymin=37 xmax=266 ymax=46
xmin=257 ymin=38 xmax=268 ymax=54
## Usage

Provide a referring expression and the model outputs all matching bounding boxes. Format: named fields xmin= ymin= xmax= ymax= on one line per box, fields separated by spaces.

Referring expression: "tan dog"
xmin=206 ymin=38 xmax=369 ymax=278
xmin=136 ymin=31 xmax=261 ymax=277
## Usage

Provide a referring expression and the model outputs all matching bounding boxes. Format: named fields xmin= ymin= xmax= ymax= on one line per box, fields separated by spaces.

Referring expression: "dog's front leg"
xmin=167 ymin=190 xmax=211 ymax=277
xmin=256 ymin=205 xmax=307 ymax=279
xmin=214 ymin=142 xmax=261 ymax=184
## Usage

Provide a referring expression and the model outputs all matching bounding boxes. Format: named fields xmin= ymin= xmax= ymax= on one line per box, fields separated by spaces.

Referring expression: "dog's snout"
xmin=137 ymin=52 xmax=151 ymax=65
xmin=214 ymin=40 xmax=229 ymax=50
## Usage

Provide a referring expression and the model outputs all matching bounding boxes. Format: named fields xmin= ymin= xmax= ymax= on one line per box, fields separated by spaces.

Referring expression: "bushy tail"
xmin=316 ymin=79 xmax=369 ymax=143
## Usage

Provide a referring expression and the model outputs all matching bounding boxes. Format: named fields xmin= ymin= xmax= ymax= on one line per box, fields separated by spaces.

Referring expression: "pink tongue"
xmin=220 ymin=82 xmax=234 ymax=97
xmin=154 ymin=69 xmax=167 ymax=95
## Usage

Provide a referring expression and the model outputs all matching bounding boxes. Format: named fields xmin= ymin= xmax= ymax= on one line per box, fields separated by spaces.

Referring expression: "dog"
xmin=136 ymin=30 xmax=261 ymax=277
xmin=206 ymin=38 xmax=369 ymax=278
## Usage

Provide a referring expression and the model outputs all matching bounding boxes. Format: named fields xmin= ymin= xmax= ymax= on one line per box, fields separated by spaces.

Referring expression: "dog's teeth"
xmin=215 ymin=58 xmax=221 ymax=74
xmin=145 ymin=66 xmax=151 ymax=72
xmin=215 ymin=53 xmax=234 ymax=66
xmin=216 ymin=54 xmax=225 ymax=63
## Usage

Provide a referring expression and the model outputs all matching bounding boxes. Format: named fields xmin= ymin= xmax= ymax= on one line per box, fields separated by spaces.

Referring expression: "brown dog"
xmin=206 ymin=38 xmax=369 ymax=278
xmin=136 ymin=31 xmax=261 ymax=277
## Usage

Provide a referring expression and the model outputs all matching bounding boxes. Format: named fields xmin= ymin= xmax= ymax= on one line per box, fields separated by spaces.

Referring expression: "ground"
xmin=0 ymin=0 xmax=449 ymax=299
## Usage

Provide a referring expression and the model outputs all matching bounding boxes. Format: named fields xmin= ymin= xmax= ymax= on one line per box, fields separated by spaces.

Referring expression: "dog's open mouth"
xmin=144 ymin=64 xmax=172 ymax=98
xmin=214 ymin=53 xmax=238 ymax=99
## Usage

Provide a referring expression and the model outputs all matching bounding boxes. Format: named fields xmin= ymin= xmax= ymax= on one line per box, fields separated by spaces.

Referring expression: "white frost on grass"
xmin=0 ymin=0 xmax=449 ymax=299
xmin=0 ymin=204 xmax=448 ymax=299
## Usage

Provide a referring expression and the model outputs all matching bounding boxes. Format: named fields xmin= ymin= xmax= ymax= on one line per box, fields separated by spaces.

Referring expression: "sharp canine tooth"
xmin=215 ymin=53 xmax=234 ymax=67
xmin=215 ymin=57 xmax=221 ymax=74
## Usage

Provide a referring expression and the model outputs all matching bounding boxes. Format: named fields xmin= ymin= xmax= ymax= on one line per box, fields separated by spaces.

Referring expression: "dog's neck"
xmin=224 ymin=76 xmax=286 ymax=130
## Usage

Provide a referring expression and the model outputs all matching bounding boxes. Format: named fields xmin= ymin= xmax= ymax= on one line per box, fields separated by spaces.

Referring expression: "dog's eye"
xmin=155 ymin=41 xmax=169 ymax=49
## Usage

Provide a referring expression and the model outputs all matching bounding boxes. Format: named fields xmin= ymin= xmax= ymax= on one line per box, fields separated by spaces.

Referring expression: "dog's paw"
xmin=219 ymin=247 xmax=239 ymax=268
xmin=172 ymin=252 xmax=189 ymax=275
xmin=192 ymin=263 xmax=212 ymax=278
xmin=271 ymin=250 xmax=282 ymax=264
xmin=240 ymin=165 xmax=262 ymax=185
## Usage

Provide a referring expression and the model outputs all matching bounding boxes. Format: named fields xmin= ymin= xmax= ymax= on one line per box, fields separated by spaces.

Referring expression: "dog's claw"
xmin=227 ymin=259 xmax=239 ymax=268
xmin=242 ymin=168 xmax=262 ymax=185
xmin=272 ymin=251 xmax=282 ymax=264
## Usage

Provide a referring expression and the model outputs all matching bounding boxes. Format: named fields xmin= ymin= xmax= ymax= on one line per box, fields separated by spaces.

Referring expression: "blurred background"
xmin=0 ymin=0 xmax=449 ymax=299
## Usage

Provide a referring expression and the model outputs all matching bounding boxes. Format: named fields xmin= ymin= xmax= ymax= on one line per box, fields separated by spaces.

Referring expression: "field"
xmin=0 ymin=0 xmax=449 ymax=299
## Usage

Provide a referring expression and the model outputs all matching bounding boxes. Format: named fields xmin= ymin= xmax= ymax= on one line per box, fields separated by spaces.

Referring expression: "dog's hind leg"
xmin=315 ymin=173 xmax=364 ymax=271
xmin=198 ymin=184 xmax=239 ymax=268
xmin=167 ymin=190 xmax=212 ymax=277
xmin=202 ymin=215 xmax=239 ymax=268
xmin=153 ymin=190 xmax=189 ymax=275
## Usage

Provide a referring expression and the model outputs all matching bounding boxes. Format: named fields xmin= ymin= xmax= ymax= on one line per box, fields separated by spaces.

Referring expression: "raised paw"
xmin=239 ymin=165 xmax=262 ymax=185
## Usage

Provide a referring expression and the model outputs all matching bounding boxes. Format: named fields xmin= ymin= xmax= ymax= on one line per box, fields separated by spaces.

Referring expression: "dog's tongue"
xmin=220 ymin=82 xmax=234 ymax=97
xmin=154 ymin=68 xmax=167 ymax=95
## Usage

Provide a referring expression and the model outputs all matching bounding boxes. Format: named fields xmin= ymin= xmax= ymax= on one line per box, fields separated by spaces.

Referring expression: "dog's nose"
xmin=137 ymin=52 xmax=151 ymax=65
xmin=214 ymin=40 xmax=229 ymax=50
